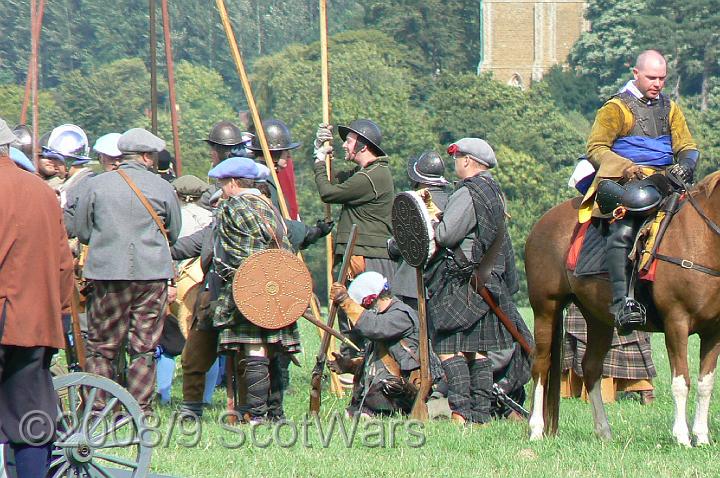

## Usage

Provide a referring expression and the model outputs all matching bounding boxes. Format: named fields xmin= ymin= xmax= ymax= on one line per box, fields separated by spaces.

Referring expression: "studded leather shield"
xmin=232 ymin=249 xmax=312 ymax=330
xmin=391 ymin=191 xmax=437 ymax=268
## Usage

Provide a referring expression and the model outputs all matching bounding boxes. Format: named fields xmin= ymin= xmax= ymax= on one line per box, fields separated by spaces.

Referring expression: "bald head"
xmin=633 ymin=50 xmax=667 ymax=99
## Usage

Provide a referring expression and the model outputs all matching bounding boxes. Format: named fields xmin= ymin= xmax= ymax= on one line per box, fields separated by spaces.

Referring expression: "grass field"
xmin=141 ymin=308 xmax=720 ymax=478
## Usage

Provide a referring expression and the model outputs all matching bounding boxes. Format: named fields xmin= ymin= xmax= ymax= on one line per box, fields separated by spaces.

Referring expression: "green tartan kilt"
xmin=213 ymin=287 xmax=302 ymax=353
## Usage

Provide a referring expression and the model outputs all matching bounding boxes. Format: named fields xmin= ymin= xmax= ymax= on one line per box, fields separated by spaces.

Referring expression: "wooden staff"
xmin=149 ymin=0 xmax=159 ymax=134
xmin=410 ymin=268 xmax=431 ymax=420
xmin=318 ymin=0 xmax=344 ymax=398
xmin=30 ymin=0 xmax=40 ymax=170
xmin=21 ymin=0 xmax=45 ymax=126
xmin=161 ymin=0 xmax=183 ymax=175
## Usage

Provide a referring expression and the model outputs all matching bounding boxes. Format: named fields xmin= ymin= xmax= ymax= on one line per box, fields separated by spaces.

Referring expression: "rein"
xmin=654 ymin=175 xmax=720 ymax=277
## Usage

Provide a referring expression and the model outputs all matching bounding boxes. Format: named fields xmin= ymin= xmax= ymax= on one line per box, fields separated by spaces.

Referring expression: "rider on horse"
xmin=581 ymin=50 xmax=700 ymax=334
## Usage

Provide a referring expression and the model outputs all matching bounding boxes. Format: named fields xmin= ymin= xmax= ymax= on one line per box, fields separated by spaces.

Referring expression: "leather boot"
xmin=442 ymin=356 xmax=472 ymax=422
xmin=266 ymin=355 xmax=288 ymax=421
xmin=606 ymin=219 xmax=645 ymax=334
xmin=468 ymin=358 xmax=493 ymax=424
xmin=241 ymin=357 xmax=270 ymax=420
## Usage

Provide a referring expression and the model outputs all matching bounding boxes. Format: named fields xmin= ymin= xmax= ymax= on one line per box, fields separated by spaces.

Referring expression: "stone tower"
xmin=478 ymin=0 xmax=588 ymax=87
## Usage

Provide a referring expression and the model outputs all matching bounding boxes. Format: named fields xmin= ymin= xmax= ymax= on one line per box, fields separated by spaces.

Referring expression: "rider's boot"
xmin=607 ymin=218 xmax=646 ymax=335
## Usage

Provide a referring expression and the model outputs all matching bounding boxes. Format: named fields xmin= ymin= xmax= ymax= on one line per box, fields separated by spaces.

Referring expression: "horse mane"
xmin=694 ymin=171 xmax=720 ymax=199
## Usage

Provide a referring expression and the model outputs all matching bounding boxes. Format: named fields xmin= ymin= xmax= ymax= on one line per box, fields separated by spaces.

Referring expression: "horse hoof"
xmin=529 ymin=430 xmax=544 ymax=441
xmin=694 ymin=433 xmax=710 ymax=447
xmin=675 ymin=434 xmax=692 ymax=447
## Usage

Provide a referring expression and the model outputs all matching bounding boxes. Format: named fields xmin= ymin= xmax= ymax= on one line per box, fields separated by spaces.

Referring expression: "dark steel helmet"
xmin=407 ymin=150 xmax=449 ymax=186
xmin=596 ymin=179 xmax=626 ymax=215
xmin=338 ymin=119 xmax=386 ymax=157
xmin=203 ymin=120 xmax=244 ymax=146
xmin=248 ymin=119 xmax=301 ymax=152
xmin=10 ymin=124 xmax=32 ymax=157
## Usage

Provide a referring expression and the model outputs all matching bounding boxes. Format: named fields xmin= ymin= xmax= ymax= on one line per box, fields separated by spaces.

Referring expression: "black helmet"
xmin=202 ymin=120 xmax=244 ymax=146
xmin=248 ymin=119 xmax=301 ymax=152
xmin=10 ymin=124 xmax=32 ymax=157
xmin=407 ymin=150 xmax=449 ymax=186
xmin=338 ymin=119 xmax=385 ymax=157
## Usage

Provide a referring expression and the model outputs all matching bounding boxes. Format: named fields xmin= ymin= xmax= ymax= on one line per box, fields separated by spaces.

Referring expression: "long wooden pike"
xmin=310 ymin=224 xmax=359 ymax=415
xmin=302 ymin=309 xmax=360 ymax=352
xmin=160 ymin=0 xmax=183 ymax=175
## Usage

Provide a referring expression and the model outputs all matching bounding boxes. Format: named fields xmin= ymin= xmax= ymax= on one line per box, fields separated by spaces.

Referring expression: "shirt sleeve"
xmin=74 ymin=188 xmax=94 ymax=246
xmin=435 ymin=187 xmax=477 ymax=249
xmin=355 ymin=306 xmax=414 ymax=341
xmin=669 ymin=102 xmax=698 ymax=155
xmin=314 ymin=162 xmax=378 ymax=205
xmin=171 ymin=225 xmax=206 ymax=260
xmin=165 ymin=192 xmax=182 ymax=246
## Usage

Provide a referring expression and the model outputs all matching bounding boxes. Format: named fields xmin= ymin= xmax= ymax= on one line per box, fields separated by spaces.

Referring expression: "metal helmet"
xmin=622 ymin=178 xmax=663 ymax=215
xmin=203 ymin=120 xmax=244 ymax=146
xmin=248 ymin=119 xmax=301 ymax=152
xmin=10 ymin=124 xmax=32 ymax=157
xmin=93 ymin=133 xmax=122 ymax=157
xmin=338 ymin=119 xmax=385 ymax=157
xmin=45 ymin=124 xmax=90 ymax=164
xmin=407 ymin=150 xmax=449 ymax=186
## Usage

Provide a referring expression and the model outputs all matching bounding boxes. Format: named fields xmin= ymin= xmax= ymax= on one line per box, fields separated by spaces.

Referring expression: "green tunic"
xmin=314 ymin=157 xmax=394 ymax=258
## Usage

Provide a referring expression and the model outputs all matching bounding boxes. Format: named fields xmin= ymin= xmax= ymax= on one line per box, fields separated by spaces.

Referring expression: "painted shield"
xmin=391 ymin=191 xmax=437 ymax=268
xmin=232 ymin=249 xmax=312 ymax=330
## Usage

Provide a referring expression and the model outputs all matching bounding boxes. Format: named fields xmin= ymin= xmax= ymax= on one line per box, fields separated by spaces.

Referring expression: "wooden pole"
xmin=30 ymin=0 xmax=39 ymax=171
xmin=21 ymin=0 xmax=44 ymax=125
xmin=215 ymin=0 xmax=290 ymax=219
xmin=160 ymin=0 xmax=182 ymax=175
xmin=410 ymin=268 xmax=431 ymax=421
xmin=318 ymin=0 xmax=344 ymax=398
xmin=149 ymin=0 xmax=159 ymax=134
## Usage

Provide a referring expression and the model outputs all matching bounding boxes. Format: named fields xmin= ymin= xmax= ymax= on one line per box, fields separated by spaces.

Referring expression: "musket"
xmin=302 ymin=309 xmax=360 ymax=352
xmin=493 ymin=383 xmax=530 ymax=419
xmin=309 ymin=224 xmax=359 ymax=415
xmin=63 ymin=284 xmax=86 ymax=372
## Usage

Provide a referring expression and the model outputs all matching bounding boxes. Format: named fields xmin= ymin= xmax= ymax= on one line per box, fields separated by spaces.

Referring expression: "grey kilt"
xmin=430 ymin=267 xmax=527 ymax=354
xmin=562 ymin=304 xmax=656 ymax=380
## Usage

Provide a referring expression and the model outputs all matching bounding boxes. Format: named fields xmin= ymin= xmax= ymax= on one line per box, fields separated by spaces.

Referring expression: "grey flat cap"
xmin=0 ymin=117 xmax=19 ymax=146
xmin=172 ymin=175 xmax=210 ymax=198
xmin=451 ymin=138 xmax=497 ymax=169
xmin=118 ymin=128 xmax=166 ymax=153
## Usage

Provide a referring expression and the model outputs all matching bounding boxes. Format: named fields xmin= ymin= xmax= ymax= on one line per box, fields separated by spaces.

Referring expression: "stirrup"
xmin=614 ymin=298 xmax=646 ymax=335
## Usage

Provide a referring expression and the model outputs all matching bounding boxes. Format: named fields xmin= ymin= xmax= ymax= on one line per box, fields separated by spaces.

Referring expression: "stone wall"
xmin=479 ymin=0 xmax=588 ymax=88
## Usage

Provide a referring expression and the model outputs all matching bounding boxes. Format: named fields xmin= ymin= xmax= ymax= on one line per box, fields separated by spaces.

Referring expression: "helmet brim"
xmin=337 ymin=125 xmax=386 ymax=157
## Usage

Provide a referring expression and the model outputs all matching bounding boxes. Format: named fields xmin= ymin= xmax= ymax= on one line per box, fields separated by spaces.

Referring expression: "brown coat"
xmin=0 ymin=156 xmax=73 ymax=349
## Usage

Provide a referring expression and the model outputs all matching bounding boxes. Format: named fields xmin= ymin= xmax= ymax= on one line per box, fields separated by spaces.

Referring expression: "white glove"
xmin=314 ymin=123 xmax=334 ymax=149
xmin=314 ymin=145 xmax=333 ymax=164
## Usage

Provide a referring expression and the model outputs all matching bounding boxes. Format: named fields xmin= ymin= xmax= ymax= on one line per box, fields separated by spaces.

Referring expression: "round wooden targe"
xmin=232 ymin=249 xmax=313 ymax=330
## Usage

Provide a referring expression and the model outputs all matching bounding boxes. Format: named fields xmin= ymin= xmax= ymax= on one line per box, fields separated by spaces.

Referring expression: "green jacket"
xmin=314 ymin=157 xmax=394 ymax=258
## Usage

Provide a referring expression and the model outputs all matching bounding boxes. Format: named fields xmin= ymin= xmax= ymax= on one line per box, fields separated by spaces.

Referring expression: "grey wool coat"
xmin=75 ymin=160 xmax=182 ymax=280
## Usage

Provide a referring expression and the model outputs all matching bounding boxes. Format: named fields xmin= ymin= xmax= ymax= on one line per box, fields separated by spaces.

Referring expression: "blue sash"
xmin=611 ymin=135 xmax=673 ymax=167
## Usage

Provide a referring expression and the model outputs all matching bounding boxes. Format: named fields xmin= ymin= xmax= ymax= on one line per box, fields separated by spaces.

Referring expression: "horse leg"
xmin=581 ymin=315 xmax=614 ymax=441
xmin=692 ymin=333 xmax=720 ymax=445
xmin=529 ymin=298 xmax=565 ymax=440
xmin=665 ymin=320 xmax=691 ymax=446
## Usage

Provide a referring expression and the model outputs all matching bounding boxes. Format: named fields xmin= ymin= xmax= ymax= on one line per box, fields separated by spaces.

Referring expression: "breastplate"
xmin=616 ymin=91 xmax=671 ymax=138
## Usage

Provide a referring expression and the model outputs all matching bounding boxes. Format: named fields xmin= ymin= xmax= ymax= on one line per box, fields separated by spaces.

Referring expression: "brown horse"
xmin=525 ymin=172 xmax=720 ymax=446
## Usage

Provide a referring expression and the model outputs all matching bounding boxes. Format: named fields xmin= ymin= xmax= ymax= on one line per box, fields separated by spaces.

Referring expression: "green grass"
xmin=139 ymin=308 xmax=720 ymax=477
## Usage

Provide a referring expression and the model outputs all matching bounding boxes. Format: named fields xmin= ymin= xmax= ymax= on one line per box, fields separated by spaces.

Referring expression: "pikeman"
xmin=75 ymin=128 xmax=181 ymax=412
xmin=208 ymin=156 xmax=301 ymax=423
xmin=426 ymin=138 xmax=532 ymax=425
xmin=313 ymin=119 xmax=396 ymax=357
